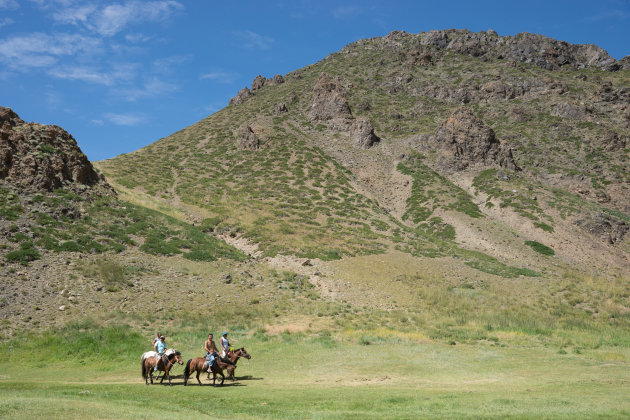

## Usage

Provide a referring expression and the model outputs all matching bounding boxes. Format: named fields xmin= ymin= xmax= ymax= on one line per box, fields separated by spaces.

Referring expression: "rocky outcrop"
xmin=434 ymin=108 xmax=519 ymax=170
xmin=576 ymin=213 xmax=628 ymax=245
xmin=229 ymin=87 xmax=253 ymax=106
xmin=236 ymin=125 xmax=259 ymax=150
xmin=350 ymin=118 xmax=380 ymax=149
xmin=551 ymin=102 xmax=590 ymax=120
xmin=274 ymin=102 xmax=287 ymax=114
xmin=251 ymin=75 xmax=266 ymax=91
xmin=426 ymin=30 xmax=618 ymax=71
xmin=365 ymin=29 xmax=620 ymax=71
xmin=0 ymin=107 xmax=106 ymax=192
xmin=309 ymin=74 xmax=379 ymax=149
xmin=308 ymin=73 xmax=353 ymax=121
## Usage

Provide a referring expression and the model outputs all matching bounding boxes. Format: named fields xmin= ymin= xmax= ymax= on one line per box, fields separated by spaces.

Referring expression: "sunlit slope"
xmin=98 ymin=30 xmax=629 ymax=275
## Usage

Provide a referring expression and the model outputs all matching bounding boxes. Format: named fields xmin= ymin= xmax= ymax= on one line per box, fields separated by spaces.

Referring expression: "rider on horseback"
xmin=204 ymin=333 xmax=219 ymax=372
xmin=220 ymin=331 xmax=230 ymax=359
xmin=154 ymin=335 xmax=166 ymax=372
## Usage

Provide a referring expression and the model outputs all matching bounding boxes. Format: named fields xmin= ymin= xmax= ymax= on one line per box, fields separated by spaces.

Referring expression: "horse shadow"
xmin=234 ymin=375 xmax=264 ymax=381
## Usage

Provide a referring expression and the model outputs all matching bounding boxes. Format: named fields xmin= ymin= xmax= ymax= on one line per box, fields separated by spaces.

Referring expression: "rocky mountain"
xmin=0 ymin=107 xmax=106 ymax=192
xmin=1 ymin=29 xmax=628 ymax=334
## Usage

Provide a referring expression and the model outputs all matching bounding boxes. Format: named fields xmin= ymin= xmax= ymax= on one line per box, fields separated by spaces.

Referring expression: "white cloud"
xmin=583 ymin=9 xmax=630 ymax=22
xmin=114 ymin=77 xmax=178 ymax=101
xmin=233 ymin=30 xmax=274 ymax=50
xmin=0 ymin=32 xmax=102 ymax=69
xmin=0 ymin=0 xmax=18 ymax=10
xmin=199 ymin=71 xmax=238 ymax=84
xmin=125 ymin=33 xmax=152 ymax=43
xmin=52 ymin=3 xmax=98 ymax=26
xmin=152 ymin=54 xmax=191 ymax=74
xmin=331 ymin=5 xmax=364 ymax=19
xmin=0 ymin=17 xmax=14 ymax=28
xmin=51 ymin=1 xmax=184 ymax=36
xmin=104 ymin=112 xmax=147 ymax=126
xmin=48 ymin=66 xmax=115 ymax=85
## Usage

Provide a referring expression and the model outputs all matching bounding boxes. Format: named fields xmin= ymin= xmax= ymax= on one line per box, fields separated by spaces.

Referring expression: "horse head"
xmin=166 ymin=348 xmax=184 ymax=365
xmin=237 ymin=347 xmax=251 ymax=359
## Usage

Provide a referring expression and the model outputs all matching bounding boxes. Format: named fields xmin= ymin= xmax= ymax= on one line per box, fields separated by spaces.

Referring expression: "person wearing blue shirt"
xmin=154 ymin=335 xmax=166 ymax=372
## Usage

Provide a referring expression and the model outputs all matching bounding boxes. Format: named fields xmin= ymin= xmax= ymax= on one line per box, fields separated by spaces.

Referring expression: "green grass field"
xmin=1 ymin=322 xmax=628 ymax=419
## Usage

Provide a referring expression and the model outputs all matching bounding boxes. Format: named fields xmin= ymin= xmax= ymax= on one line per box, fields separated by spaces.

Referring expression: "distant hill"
xmin=97 ymin=29 xmax=629 ymax=276
xmin=1 ymin=29 xmax=628 ymax=335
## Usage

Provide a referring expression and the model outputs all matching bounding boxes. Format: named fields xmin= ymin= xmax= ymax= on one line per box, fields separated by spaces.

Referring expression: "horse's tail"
xmin=184 ymin=359 xmax=192 ymax=381
xmin=141 ymin=358 xmax=147 ymax=379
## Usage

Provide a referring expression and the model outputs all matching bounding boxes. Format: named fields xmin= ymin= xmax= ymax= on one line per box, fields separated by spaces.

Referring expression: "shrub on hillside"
xmin=525 ymin=240 xmax=555 ymax=256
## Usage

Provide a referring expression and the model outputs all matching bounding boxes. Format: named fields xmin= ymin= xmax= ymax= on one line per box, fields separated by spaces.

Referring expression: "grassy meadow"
xmin=1 ymin=312 xmax=629 ymax=419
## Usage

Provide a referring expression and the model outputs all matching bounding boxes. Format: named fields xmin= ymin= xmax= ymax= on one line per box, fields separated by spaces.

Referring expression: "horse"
xmin=184 ymin=356 xmax=233 ymax=386
xmin=141 ymin=348 xmax=183 ymax=386
xmin=222 ymin=347 xmax=251 ymax=381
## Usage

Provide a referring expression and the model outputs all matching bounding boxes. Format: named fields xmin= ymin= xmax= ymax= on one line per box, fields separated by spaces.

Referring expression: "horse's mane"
xmin=164 ymin=348 xmax=180 ymax=357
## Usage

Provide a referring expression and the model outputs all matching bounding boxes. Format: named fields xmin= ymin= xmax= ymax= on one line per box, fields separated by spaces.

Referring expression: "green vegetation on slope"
xmin=0 ymin=185 xmax=246 ymax=266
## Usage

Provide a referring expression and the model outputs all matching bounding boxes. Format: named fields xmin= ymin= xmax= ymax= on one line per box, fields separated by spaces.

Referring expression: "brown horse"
xmin=223 ymin=347 xmax=251 ymax=381
xmin=184 ymin=356 xmax=233 ymax=386
xmin=142 ymin=349 xmax=184 ymax=386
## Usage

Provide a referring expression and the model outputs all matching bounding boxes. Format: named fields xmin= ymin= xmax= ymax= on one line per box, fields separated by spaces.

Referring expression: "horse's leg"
xmin=167 ymin=368 xmax=172 ymax=386
xmin=196 ymin=365 xmax=202 ymax=385
xmin=219 ymin=371 xmax=225 ymax=386
xmin=212 ymin=371 xmax=216 ymax=386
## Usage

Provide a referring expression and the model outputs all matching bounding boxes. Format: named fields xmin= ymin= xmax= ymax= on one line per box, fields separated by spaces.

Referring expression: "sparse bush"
xmin=525 ymin=240 xmax=555 ymax=256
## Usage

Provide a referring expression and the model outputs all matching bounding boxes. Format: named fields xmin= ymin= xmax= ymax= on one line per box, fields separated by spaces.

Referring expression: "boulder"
xmin=576 ymin=213 xmax=628 ymax=245
xmin=0 ymin=107 xmax=105 ymax=191
xmin=274 ymin=102 xmax=287 ymax=114
xmin=308 ymin=73 xmax=352 ymax=121
xmin=236 ymin=126 xmax=259 ymax=150
xmin=229 ymin=87 xmax=253 ymax=106
xmin=251 ymin=75 xmax=266 ymax=91
xmin=434 ymin=108 xmax=519 ymax=170
xmin=351 ymin=118 xmax=380 ymax=149
xmin=550 ymin=102 xmax=590 ymax=120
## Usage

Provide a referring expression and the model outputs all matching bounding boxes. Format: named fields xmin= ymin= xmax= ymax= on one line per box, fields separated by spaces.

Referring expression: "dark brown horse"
xmin=142 ymin=349 xmax=184 ymax=386
xmin=184 ymin=356 xmax=233 ymax=386
xmin=223 ymin=347 xmax=251 ymax=381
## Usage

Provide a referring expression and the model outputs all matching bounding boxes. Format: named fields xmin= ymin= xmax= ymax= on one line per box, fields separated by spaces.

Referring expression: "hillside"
xmin=98 ymin=29 xmax=629 ymax=277
xmin=1 ymin=29 xmax=628 ymax=337
xmin=1 ymin=29 xmax=629 ymax=419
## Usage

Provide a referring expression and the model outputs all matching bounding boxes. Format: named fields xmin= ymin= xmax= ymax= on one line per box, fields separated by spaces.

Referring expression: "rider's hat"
xmin=222 ymin=331 xmax=228 ymax=335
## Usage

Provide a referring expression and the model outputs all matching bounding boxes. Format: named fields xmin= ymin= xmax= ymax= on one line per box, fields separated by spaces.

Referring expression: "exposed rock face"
xmin=350 ymin=118 xmax=380 ymax=149
xmin=308 ymin=73 xmax=352 ymax=121
xmin=229 ymin=87 xmax=253 ymax=106
xmin=274 ymin=102 xmax=287 ymax=114
xmin=251 ymin=75 xmax=266 ymax=91
xmin=434 ymin=108 xmax=519 ymax=170
xmin=309 ymin=74 xmax=379 ymax=149
xmin=361 ymin=29 xmax=620 ymax=71
xmin=0 ymin=107 xmax=105 ymax=191
xmin=551 ymin=102 xmax=590 ymax=120
xmin=236 ymin=125 xmax=259 ymax=150
xmin=576 ymin=213 xmax=628 ymax=245
xmin=424 ymin=30 xmax=619 ymax=71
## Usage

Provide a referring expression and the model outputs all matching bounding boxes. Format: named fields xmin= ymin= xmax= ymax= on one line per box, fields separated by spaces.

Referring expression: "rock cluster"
xmin=576 ymin=213 xmax=628 ymax=245
xmin=374 ymin=29 xmax=620 ymax=71
xmin=0 ymin=107 xmax=106 ymax=192
xmin=308 ymin=73 xmax=380 ymax=149
xmin=409 ymin=76 xmax=567 ymax=104
xmin=236 ymin=125 xmax=260 ymax=150
xmin=433 ymin=108 xmax=519 ymax=171
xmin=229 ymin=74 xmax=285 ymax=105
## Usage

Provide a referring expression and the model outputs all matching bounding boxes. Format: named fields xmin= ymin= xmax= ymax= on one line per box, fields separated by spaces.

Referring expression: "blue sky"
xmin=1 ymin=0 xmax=629 ymax=161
